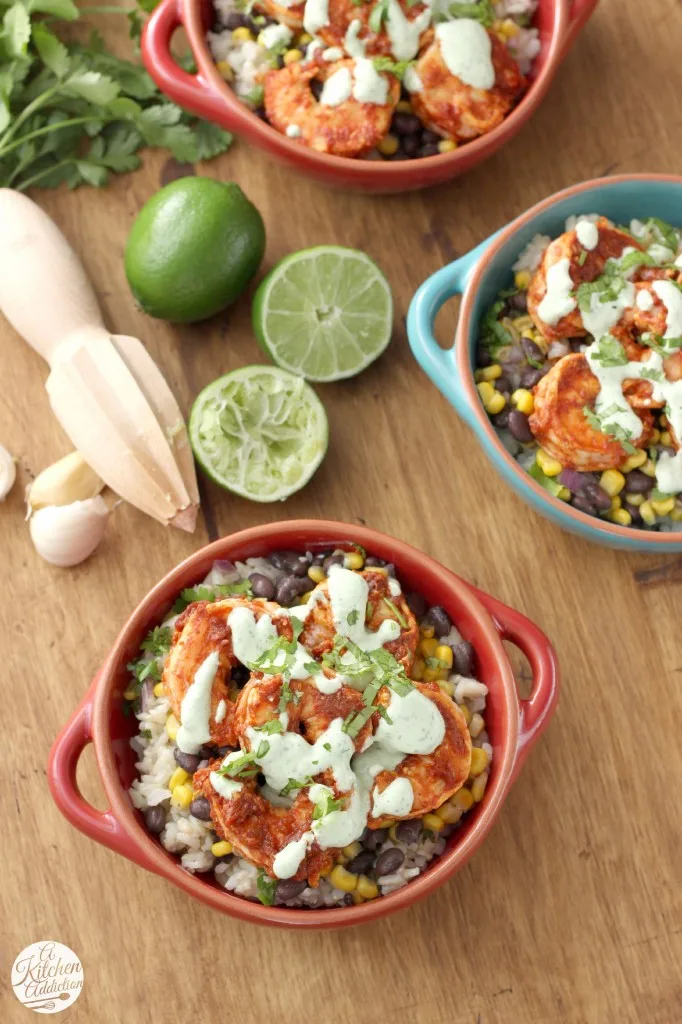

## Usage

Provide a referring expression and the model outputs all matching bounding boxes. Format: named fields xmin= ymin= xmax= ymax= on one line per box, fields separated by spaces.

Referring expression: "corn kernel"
xmin=422 ymin=813 xmax=445 ymax=832
xmin=211 ymin=840 xmax=233 ymax=857
xmin=610 ymin=496 xmax=622 ymax=511
xmin=487 ymin=392 xmax=506 ymax=415
xmin=641 ymin=459 xmax=657 ymax=478
xmin=650 ymin=428 xmax=661 ymax=444
xmin=169 ymin=766 xmax=189 ymax=791
xmin=171 ymin=783 xmax=193 ymax=809
xmin=469 ymin=712 xmax=484 ymax=738
xmin=458 ymin=703 xmax=472 ymax=725
xmin=558 ymin=487 xmax=571 ymax=501
xmin=514 ymin=270 xmax=531 ymax=290
xmin=659 ymin=413 xmax=669 ymax=428
xmin=652 ymin=497 xmax=675 ymax=516
xmin=660 ymin=430 xmax=673 ymax=448
xmin=435 ymin=800 xmax=461 ymax=823
xmin=388 ymin=824 xmax=399 ymax=842
xmin=330 ymin=865 xmax=358 ymax=892
xmin=297 ymin=32 xmax=312 ymax=45
xmin=625 ymin=492 xmax=645 ymax=506
xmin=336 ymin=852 xmax=348 ymax=865
xmin=300 ymin=591 xmax=314 ymax=603
xmin=344 ymin=551 xmax=364 ymax=571
xmin=501 ymin=18 xmax=520 ymax=37
xmin=420 ymin=625 xmax=435 ymax=639
xmin=437 ymin=679 xmax=455 ymax=697
xmin=608 ymin=508 xmax=632 ymax=526
xmin=232 ymin=26 xmax=254 ymax=41
xmin=454 ymin=787 xmax=474 ymax=812
xmin=307 ymin=564 xmax=326 ymax=584
xmin=153 ymin=682 xmax=165 ymax=698
xmin=471 ymin=771 xmax=489 ymax=802
xmin=411 ymin=657 xmax=425 ymax=681
xmin=640 ymin=500 xmax=656 ymax=525
xmin=396 ymin=99 xmax=413 ymax=113
xmin=356 ymin=875 xmax=379 ymax=899
xmin=343 ymin=841 xmax=362 ymax=860
xmin=537 ymin=449 xmax=563 ymax=477
xmin=423 ymin=667 xmax=440 ymax=683
xmin=469 ymin=747 xmax=489 ymax=777
xmin=351 ymin=891 xmax=366 ymax=904
xmin=283 ymin=48 xmax=303 ymax=65
xmin=438 ymin=139 xmax=457 ymax=153
xmin=599 ymin=469 xmax=626 ymax=497
xmin=475 ymin=363 xmax=502 ymax=382
xmin=511 ymin=388 xmax=534 ymax=415
xmin=434 ymin=645 xmax=453 ymax=669
xmin=377 ymin=134 xmax=399 ymax=157
xmin=216 ymin=60 xmax=234 ymax=81
xmin=477 ymin=381 xmax=495 ymax=405
xmin=165 ymin=714 xmax=179 ymax=741
xmin=620 ymin=450 xmax=647 ymax=472
xmin=419 ymin=637 xmax=438 ymax=659
xmin=123 ymin=689 xmax=137 ymax=701
xmin=670 ymin=507 xmax=682 ymax=522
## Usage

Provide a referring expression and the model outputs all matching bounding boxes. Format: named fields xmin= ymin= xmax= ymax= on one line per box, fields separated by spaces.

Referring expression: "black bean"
xmin=452 ymin=640 xmax=474 ymax=677
xmin=310 ymin=79 xmax=323 ymax=102
xmin=395 ymin=819 xmax=422 ymax=845
xmin=571 ymin=493 xmax=597 ymax=517
xmin=624 ymin=470 xmax=652 ymax=494
xmin=401 ymin=135 xmax=420 ymax=158
xmin=197 ymin=759 xmax=210 ymax=770
xmin=348 ymin=850 xmax=375 ymax=875
xmin=521 ymin=337 xmax=544 ymax=363
xmin=224 ymin=11 xmax=250 ymax=28
xmin=365 ymin=555 xmax=386 ymax=567
xmin=393 ymin=113 xmax=422 ymax=136
xmin=270 ymin=550 xmax=308 ymax=575
xmin=342 ymin=893 xmax=355 ymax=906
xmin=231 ymin=663 xmax=250 ymax=685
xmin=144 ymin=806 xmax=165 ymax=834
xmin=519 ymin=366 xmax=548 ymax=389
xmin=189 ymin=797 xmax=212 ymax=821
xmin=362 ymin=827 xmax=387 ymax=851
xmin=404 ymin=592 xmax=426 ymax=618
xmin=476 ymin=344 xmax=492 ymax=368
xmin=583 ymin=481 xmax=612 ymax=511
xmin=418 ymin=142 xmax=440 ymax=158
xmin=492 ymin=409 xmax=511 ymax=429
xmin=275 ymin=573 xmax=311 ymax=605
xmin=199 ymin=744 xmax=217 ymax=759
xmin=254 ymin=107 xmax=267 ymax=121
xmin=173 ymin=747 xmax=201 ymax=773
xmin=569 ymin=338 xmax=585 ymax=352
xmin=139 ymin=679 xmax=155 ymax=713
xmin=624 ymin=502 xmax=642 ymax=523
xmin=216 ymin=746 xmax=231 ymax=756
xmin=495 ymin=375 xmax=511 ymax=395
xmin=275 ymin=879 xmax=308 ymax=903
xmin=421 ymin=130 xmax=440 ymax=144
xmin=375 ymin=847 xmax=405 ymax=876
xmin=510 ymin=292 xmax=528 ymax=312
xmin=384 ymin=563 xmax=396 ymax=578
xmin=323 ymin=553 xmax=345 ymax=574
xmin=508 ymin=409 xmax=533 ymax=443
xmin=311 ymin=551 xmax=329 ymax=566
xmin=249 ymin=572 xmax=276 ymax=599
xmin=424 ymin=605 xmax=451 ymax=638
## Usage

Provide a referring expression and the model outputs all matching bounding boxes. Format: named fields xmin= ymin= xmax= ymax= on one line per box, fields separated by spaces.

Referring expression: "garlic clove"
xmin=0 ymin=444 xmax=16 ymax=501
xmin=28 ymin=451 xmax=104 ymax=511
xmin=29 ymin=495 xmax=109 ymax=567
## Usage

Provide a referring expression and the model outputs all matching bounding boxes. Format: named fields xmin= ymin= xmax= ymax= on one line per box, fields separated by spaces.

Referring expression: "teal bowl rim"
xmin=407 ymin=173 xmax=682 ymax=552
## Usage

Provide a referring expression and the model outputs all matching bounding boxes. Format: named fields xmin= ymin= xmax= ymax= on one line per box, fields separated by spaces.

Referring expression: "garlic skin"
xmin=0 ymin=444 xmax=16 ymax=501
xmin=28 ymin=451 xmax=104 ymax=511
xmin=30 ymin=495 xmax=109 ymax=567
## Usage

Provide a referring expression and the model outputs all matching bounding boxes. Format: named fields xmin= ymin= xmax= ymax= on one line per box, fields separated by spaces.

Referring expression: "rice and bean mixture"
xmin=475 ymin=214 xmax=682 ymax=532
xmin=127 ymin=549 xmax=492 ymax=909
xmin=207 ymin=0 xmax=540 ymax=161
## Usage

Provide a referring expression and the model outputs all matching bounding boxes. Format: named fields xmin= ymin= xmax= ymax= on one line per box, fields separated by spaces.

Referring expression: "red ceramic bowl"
xmin=141 ymin=0 xmax=598 ymax=192
xmin=48 ymin=521 xmax=559 ymax=929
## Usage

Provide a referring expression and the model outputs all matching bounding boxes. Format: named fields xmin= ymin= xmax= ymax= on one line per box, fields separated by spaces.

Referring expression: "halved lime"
xmin=252 ymin=246 xmax=393 ymax=382
xmin=189 ymin=366 xmax=328 ymax=502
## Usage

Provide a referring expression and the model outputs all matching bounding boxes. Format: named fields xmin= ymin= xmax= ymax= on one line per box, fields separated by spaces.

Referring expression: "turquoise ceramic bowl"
xmin=407 ymin=174 xmax=682 ymax=552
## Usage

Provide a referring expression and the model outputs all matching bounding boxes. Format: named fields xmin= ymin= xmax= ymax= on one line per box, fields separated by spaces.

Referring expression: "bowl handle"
xmin=469 ymin=587 xmax=560 ymax=773
xmin=407 ymin=231 xmax=500 ymax=429
xmin=142 ymin=0 xmax=227 ymax=123
xmin=48 ymin=677 xmax=157 ymax=872
xmin=563 ymin=0 xmax=600 ymax=57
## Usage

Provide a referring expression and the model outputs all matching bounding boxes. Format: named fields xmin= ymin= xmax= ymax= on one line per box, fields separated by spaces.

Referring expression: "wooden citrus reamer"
xmin=0 ymin=189 xmax=199 ymax=531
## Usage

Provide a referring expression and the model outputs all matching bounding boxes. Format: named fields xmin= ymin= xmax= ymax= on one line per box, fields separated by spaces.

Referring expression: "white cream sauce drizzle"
xmin=537 ymin=257 xmax=576 ymax=326
xmin=344 ymin=19 xmax=365 ymax=58
xmin=327 ymin=564 xmax=400 ymax=649
xmin=435 ymin=20 xmax=495 ymax=90
xmin=210 ymin=751 xmax=244 ymax=799
xmin=352 ymin=57 xmax=389 ymax=105
xmin=652 ymin=280 xmax=682 ymax=338
xmin=403 ymin=65 xmax=423 ymax=93
xmin=228 ymin=606 xmax=277 ymax=666
xmin=372 ymin=777 xmax=414 ymax=818
xmin=176 ymin=651 xmax=220 ymax=754
xmin=576 ymin=219 xmax=599 ymax=250
xmin=385 ymin=0 xmax=431 ymax=62
xmin=303 ymin=0 xmax=329 ymax=35
xmin=215 ymin=699 xmax=227 ymax=724
xmin=319 ymin=66 xmax=352 ymax=106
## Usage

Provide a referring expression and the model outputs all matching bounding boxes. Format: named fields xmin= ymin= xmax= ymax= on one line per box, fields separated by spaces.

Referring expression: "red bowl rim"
xmin=455 ymin=172 xmax=682 ymax=547
xmin=81 ymin=520 xmax=539 ymax=928
xmin=182 ymin=0 xmax=571 ymax=179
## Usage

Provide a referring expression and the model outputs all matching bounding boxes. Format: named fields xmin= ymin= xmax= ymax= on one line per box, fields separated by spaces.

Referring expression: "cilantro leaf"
xmin=3 ymin=4 xmax=31 ymax=60
xmin=591 ymin=336 xmax=628 ymax=367
xmin=640 ymin=367 xmax=664 ymax=383
xmin=382 ymin=597 xmax=407 ymax=628
xmin=578 ymin=250 xmax=587 ymax=266
xmin=368 ymin=0 xmax=390 ymax=33
xmin=647 ymin=217 xmax=678 ymax=253
xmin=446 ymin=0 xmax=494 ymax=25
xmin=280 ymin=777 xmax=312 ymax=797
xmin=347 ymin=609 xmax=359 ymax=626
xmin=140 ymin=625 xmax=172 ymax=656
xmin=528 ymin=461 xmax=564 ymax=498
xmin=312 ymin=793 xmax=344 ymax=821
xmin=254 ymin=719 xmax=284 ymax=735
xmin=619 ymin=249 xmax=656 ymax=273
xmin=256 ymin=870 xmax=277 ymax=906
xmin=482 ymin=299 xmax=513 ymax=356
xmin=32 ymin=24 xmax=70 ymax=79
xmin=219 ymin=752 xmax=259 ymax=779
xmin=372 ymin=57 xmax=413 ymax=81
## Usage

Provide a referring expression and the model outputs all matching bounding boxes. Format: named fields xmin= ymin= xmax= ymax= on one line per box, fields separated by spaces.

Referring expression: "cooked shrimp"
xmin=366 ymin=682 xmax=472 ymax=828
xmin=299 ymin=568 xmax=418 ymax=672
xmin=193 ymin=760 xmax=336 ymax=884
xmin=529 ymin=353 xmax=654 ymax=471
xmin=264 ymin=55 xmax=399 ymax=157
xmin=234 ymin=673 xmax=373 ymax=750
xmin=410 ymin=29 xmax=525 ymax=143
xmin=317 ymin=0 xmax=431 ymax=57
xmin=163 ymin=599 xmax=291 ymax=748
xmin=528 ymin=220 xmax=641 ymax=343
xmin=259 ymin=0 xmax=304 ymax=31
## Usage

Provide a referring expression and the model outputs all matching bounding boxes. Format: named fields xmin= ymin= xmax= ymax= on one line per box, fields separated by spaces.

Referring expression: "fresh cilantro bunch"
xmin=0 ymin=0 xmax=233 ymax=191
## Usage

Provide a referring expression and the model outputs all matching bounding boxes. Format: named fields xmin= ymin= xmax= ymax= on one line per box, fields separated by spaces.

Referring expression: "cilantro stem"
xmin=0 ymin=84 xmax=63 ymax=151
xmin=0 ymin=116 xmax=110 ymax=161
xmin=15 ymin=158 xmax=74 ymax=192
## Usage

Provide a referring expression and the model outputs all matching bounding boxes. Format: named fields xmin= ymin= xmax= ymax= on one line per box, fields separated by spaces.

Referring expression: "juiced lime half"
xmin=189 ymin=366 xmax=328 ymax=502
xmin=252 ymin=246 xmax=393 ymax=382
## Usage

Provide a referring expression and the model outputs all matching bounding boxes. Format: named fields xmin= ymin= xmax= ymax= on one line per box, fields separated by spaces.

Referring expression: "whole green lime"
xmin=124 ymin=177 xmax=265 ymax=323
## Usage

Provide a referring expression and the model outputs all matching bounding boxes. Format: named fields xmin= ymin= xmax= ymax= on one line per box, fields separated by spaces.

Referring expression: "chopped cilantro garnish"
xmin=254 ymin=719 xmax=284 ymax=735
xmin=447 ymin=0 xmax=494 ymax=25
xmin=303 ymin=660 xmax=321 ymax=675
xmin=619 ymin=250 xmax=656 ymax=273
xmin=173 ymin=579 xmax=252 ymax=613
xmin=220 ymin=752 xmax=258 ymax=778
xmin=291 ymin=616 xmax=304 ymax=641
xmin=647 ymin=217 xmax=678 ymax=252
xmin=126 ymin=655 xmax=161 ymax=689
xmin=640 ymin=367 xmax=665 ymax=383
xmin=312 ymin=793 xmax=344 ymax=821
xmin=280 ymin=777 xmax=312 ymax=797
xmin=368 ymin=0 xmax=390 ymax=32
xmin=482 ymin=299 xmax=513 ymax=356
xmin=528 ymin=461 xmax=565 ymax=498
xmin=372 ymin=57 xmax=414 ymax=81
xmin=578 ymin=250 xmax=588 ymax=266
xmin=244 ymin=85 xmax=264 ymax=107
xmin=278 ymin=678 xmax=295 ymax=713
xmin=323 ymin=742 xmax=332 ymax=752
xmin=256 ymin=870 xmax=277 ymax=906
xmin=583 ymin=404 xmax=637 ymax=454
xmin=347 ymin=609 xmax=360 ymax=626
xmin=425 ymin=656 xmax=449 ymax=670
xmin=592 ymin=336 xmax=628 ymax=367
xmin=576 ymin=262 xmax=627 ymax=312
xmin=140 ymin=626 xmax=172 ymax=657
xmin=140 ymin=728 xmax=152 ymax=740
xmin=376 ymin=705 xmax=393 ymax=725
xmin=256 ymin=740 xmax=270 ymax=759
xmin=651 ymin=487 xmax=674 ymax=502
xmin=342 ymin=704 xmax=377 ymax=739
xmin=383 ymin=597 xmax=407 ymax=628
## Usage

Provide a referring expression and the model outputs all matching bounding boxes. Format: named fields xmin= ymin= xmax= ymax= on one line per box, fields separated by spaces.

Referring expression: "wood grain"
xmin=1 ymin=0 xmax=681 ymax=1021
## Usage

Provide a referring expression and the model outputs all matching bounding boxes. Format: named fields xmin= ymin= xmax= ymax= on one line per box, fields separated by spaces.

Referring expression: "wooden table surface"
xmin=2 ymin=0 xmax=681 ymax=1021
